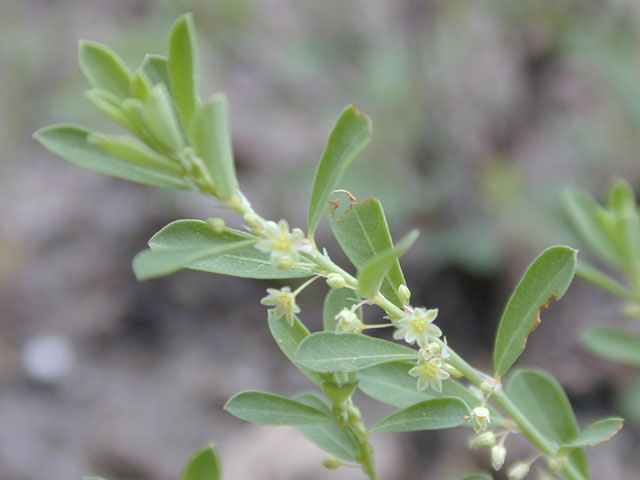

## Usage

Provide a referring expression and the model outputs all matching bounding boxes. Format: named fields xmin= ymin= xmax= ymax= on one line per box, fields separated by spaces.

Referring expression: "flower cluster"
xmin=254 ymin=219 xmax=311 ymax=269
xmin=393 ymin=307 xmax=442 ymax=347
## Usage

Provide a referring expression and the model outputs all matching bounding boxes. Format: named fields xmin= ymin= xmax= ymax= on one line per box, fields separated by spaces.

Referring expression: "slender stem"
xmin=576 ymin=261 xmax=639 ymax=302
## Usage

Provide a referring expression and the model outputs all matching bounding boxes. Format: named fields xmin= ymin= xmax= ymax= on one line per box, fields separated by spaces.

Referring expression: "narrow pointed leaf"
xmin=143 ymin=84 xmax=184 ymax=152
xmin=84 ymin=89 xmax=137 ymax=132
xmin=78 ymin=40 xmax=132 ymax=99
xmin=148 ymin=220 xmax=312 ymax=279
xmin=308 ymin=105 xmax=371 ymax=234
xmin=506 ymin=369 xmax=589 ymax=477
xmin=493 ymin=246 xmax=577 ymax=376
xmin=189 ymin=94 xmax=238 ymax=199
xmin=371 ymin=397 xmax=469 ymax=433
xmin=87 ymin=133 xmax=182 ymax=173
xmin=295 ymin=332 xmax=417 ymax=373
xmin=563 ymin=417 xmax=624 ymax=448
xmin=34 ymin=125 xmax=189 ymax=189
xmin=141 ymin=54 xmax=171 ymax=91
xmin=181 ymin=444 xmax=221 ymax=480
xmin=133 ymin=238 xmax=255 ymax=280
xmin=224 ymin=391 xmax=332 ymax=426
xmin=358 ymin=229 xmax=418 ymax=298
xmin=130 ymin=68 xmax=153 ymax=100
xmin=582 ymin=327 xmax=640 ymax=367
xmin=267 ymin=311 xmax=325 ymax=386
xmin=168 ymin=13 xmax=199 ymax=127
xmin=323 ymin=288 xmax=361 ymax=332
xmin=293 ymin=394 xmax=359 ymax=461
xmin=329 ymin=197 xmax=406 ymax=306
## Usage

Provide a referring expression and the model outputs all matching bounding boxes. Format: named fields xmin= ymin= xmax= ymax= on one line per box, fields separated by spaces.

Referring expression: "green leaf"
xmin=493 ymin=246 xmax=577 ymax=377
xmin=267 ymin=310 xmax=325 ymax=386
xmin=141 ymin=54 xmax=171 ymax=91
xmin=87 ymin=133 xmax=182 ymax=173
xmin=148 ymin=220 xmax=312 ymax=279
xmin=563 ymin=417 xmax=624 ymax=448
xmin=607 ymin=178 xmax=636 ymax=214
xmin=168 ymin=13 xmax=200 ymax=128
xmin=357 ymin=229 xmax=418 ymax=299
xmin=564 ymin=188 xmax=625 ymax=269
xmin=582 ymin=327 xmax=640 ymax=367
xmin=130 ymin=68 xmax=153 ymax=100
xmin=293 ymin=394 xmax=359 ymax=461
xmin=322 ymin=288 xmax=361 ymax=332
xmin=371 ymin=397 xmax=469 ymax=433
xmin=181 ymin=444 xmax=221 ymax=480
xmin=459 ymin=473 xmax=493 ymax=480
xmin=223 ymin=391 xmax=333 ymax=426
xmin=506 ymin=369 xmax=588 ymax=477
xmin=329 ymin=197 xmax=407 ymax=306
xmin=321 ymin=381 xmax=359 ymax=405
xmin=142 ymin=84 xmax=184 ymax=153
xmin=78 ymin=40 xmax=132 ymax=99
xmin=188 ymin=94 xmax=238 ymax=199
xmin=84 ymin=89 xmax=137 ymax=132
xmin=308 ymin=104 xmax=372 ymax=234
xmin=33 ymin=125 xmax=190 ymax=190
xmin=295 ymin=332 xmax=417 ymax=373
xmin=133 ymin=237 xmax=256 ymax=281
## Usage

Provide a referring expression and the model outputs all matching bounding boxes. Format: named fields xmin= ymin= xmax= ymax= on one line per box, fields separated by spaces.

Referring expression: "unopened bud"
xmin=546 ymin=457 xmax=563 ymax=473
xmin=243 ymin=212 xmax=262 ymax=229
xmin=469 ymin=431 xmax=496 ymax=450
xmin=507 ymin=461 xmax=530 ymax=480
xmin=471 ymin=406 xmax=490 ymax=433
xmin=491 ymin=445 xmax=506 ymax=470
xmin=335 ymin=308 xmax=365 ymax=334
xmin=443 ymin=362 xmax=463 ymax=378
xmin=276 ymin=257 xmax=295 ymax=270
xmin=322 ymin=458 xmax=341 ymax=470
xmin=397 ymin=284 xmax=411 ymax=305
xmin=206 ymin=217 xmax=226 ymax=233
xmin=326 ymin=273 xmax=346 ymax=289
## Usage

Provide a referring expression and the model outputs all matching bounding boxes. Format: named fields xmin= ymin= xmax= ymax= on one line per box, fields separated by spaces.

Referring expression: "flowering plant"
xmin=35 ymin=14 xmax=623 ymax=480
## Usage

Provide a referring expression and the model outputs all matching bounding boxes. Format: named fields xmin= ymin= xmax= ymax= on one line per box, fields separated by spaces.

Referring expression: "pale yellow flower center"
xmin=273 ymin=234 xmax=290 ymax=251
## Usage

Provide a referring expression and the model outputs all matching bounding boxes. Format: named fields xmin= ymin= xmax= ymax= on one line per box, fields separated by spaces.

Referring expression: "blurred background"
xmin=2 ymin=0 xmax=640 ymax=479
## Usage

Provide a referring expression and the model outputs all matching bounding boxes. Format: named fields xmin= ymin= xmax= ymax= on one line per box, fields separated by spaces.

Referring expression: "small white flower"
xmin=491 ymin=445 xmax=506 ymax=471
xmin=393 ymin=307 xmax=442 ymax=347
xmin=260 ymin=287 xmax=300 ymax=326
xmin=507 ymin=461 xmax=530 ymax=480
xmin=408 ymin=357 xmax=450 ymax=392
xmin=471 ymin=406 xmax=490 ymax=433
xmin=255 ymin=219 xmax=310 ymax=269
xmin=335 ymin=308 xmax=365 ymax=334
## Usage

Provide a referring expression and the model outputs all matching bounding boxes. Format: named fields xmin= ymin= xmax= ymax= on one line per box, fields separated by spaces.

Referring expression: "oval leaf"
xmin=506 ymin=369 xmax=588 ymax=477
xmin=181 ymin=444 xmax=221 ymax=480
xmin=168 ymin=13 xmax=199 ymax=128
xmin=78 ymin=40 xmax=132 ymax=99
xmin=358 ymin=229 xmax=418 ymax=299
xmin=267 ymin=310 xmax=325 ymax=386
xmin=189 ymin=94 xmax=238 ymax=199
xmin=582 ymin=327 xmax=640 ymax=368
xmin=33 ymin=125 xmax=190 ymax=190
xmin=141 ymin=54 xmax=171 ymax=91
xmin=142 ymin=84 xmax=184 ymax=153
xmin=223 ymin=391 xmax=332 ymax=426
xmin=371 ymin=397 xmax=469 ymax=433
xmin=148 ymin=220 xmax=312 ymax=279
xmin=564 ymin=417 xmax=624 ymax=448
xmin=329 ymin=197 xmax=407 ymax=306
xmin=133 ymin=238 xmax=256 ymax=281
xmin=295 ymin=332 xmax=417 ymax=373
xmin=87 ymin=133 xmax=181 ymax=173
xmin=308 ymin=104 xmax=372 ymax=234
xmin=493 ymin=246 xmax=577 ymax=376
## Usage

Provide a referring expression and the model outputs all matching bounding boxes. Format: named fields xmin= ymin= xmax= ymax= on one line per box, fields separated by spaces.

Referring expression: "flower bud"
xmin=397 ymin=284 xmax=411 ymax=305
xmin=546 ymin=457 xmax=563 ymax=473
xmin=335 ymin=308 xmax=365 ymax=334
xmin=322 ymin=458 xmax=341 ymax=470
xmin=491 ymin=445 xmax=506 ymax=470
xmin=507 ymin=461 xmax=530 ymax=480
xmin=276 ymin=256 xmax=295 ymax=270
xmin=443 ymin=362 xmax=463 ymax=378
xmin=469 ymin=431 xmax=496 ymax=450
xmin=243 ymin=212 xmax=262 ymax=229
xmin=206 ymin=217 xmax=226 ymax=233
xmin=471 ymin=406 xmax=490 ymax=433
xmin=326 ymin=273 xmax=346 ymax=289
